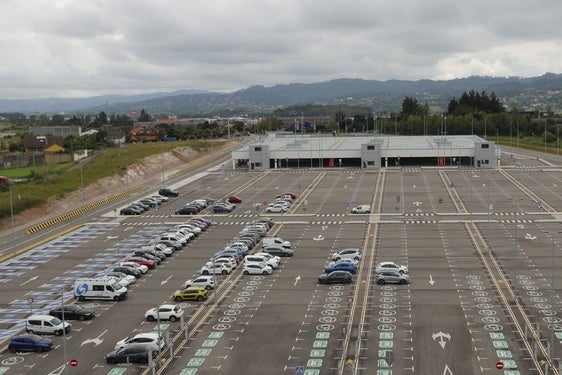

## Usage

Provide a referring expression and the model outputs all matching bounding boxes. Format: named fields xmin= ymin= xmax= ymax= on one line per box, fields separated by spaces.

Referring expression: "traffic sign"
xmin=295 ymin=366 xmax=305 ymax=374
xmin=27 ymin=297 xmax=34 ymax=304
xmin=69 ymin=359 xmax=78 ymax=367
xmin=495 ymin=361 xmax=503 ymax=369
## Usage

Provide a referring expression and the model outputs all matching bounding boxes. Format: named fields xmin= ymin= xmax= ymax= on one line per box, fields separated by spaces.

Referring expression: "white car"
xmin=105 ymin=272 xmax=136 ymax=287
xmin=213 ymin=257 xmax=237 ymax=270
xmin=115 ymin=332 xmax=165 ymax=350
xmin=150 ymin=195 xmax=169 ymax=203
xmin=351 ymin=205 xmax=370 ymax=214
xmin=183 ymin=275 xmax=215 ymax=290
xmin=248 ymin=253 xmax=281 ymax=269
xmin=330 ymin=248 xmax=362 ymax=262
xmin=375 ymin=261 xmax=409 ymax=274
xmin=200 ymin=262 xmax=231 ymax=275
xmin=243 ymin=263 xmax=273 ymax=275
xmin=266 ymin=205 xmax=287 ymax=213
xmin=145 ymin=304 xmax=184 ymax=322
xmin=120 ymin=261 xmax=148 ymax=274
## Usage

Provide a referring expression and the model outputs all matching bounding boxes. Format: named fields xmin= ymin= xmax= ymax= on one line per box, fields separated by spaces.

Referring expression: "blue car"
xmin=8 ymin=334 xmax=53 ymax=353
xmin=324 ymin=262 xmax=357 ymax=274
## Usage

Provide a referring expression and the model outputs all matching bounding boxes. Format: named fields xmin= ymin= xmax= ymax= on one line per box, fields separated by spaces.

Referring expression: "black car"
xmin=120 ymin=207 xmax=140 ymax=215
xmin=318 ymin=270 xmax=353 ymax=284
xmin=105 ymin=343 xmax=159 ymax=364
xmin=49 ymin=305 xmax=95 ymax=321
xmin=159 ymin=188 xmax=179 ymax=197
xmin=134 ymin=250 xmax=165 ymax=262
xmin=113 ymin=266 xmax=142 ymax=278
xmin=175 ymin=206 xmax=199 ymax=215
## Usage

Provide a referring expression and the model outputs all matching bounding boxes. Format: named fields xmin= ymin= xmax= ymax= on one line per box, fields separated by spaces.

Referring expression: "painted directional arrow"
xmin=429 ymin=274 xmax=435 ymax=286
xmin=81 ymin=329 xmax=107 ymax=347
xmin=294 ymin=275 xmax=301 ymax=286
xmin=443 ymin=364 xmax=453 ymax=374
xmin=48 ymin=364 xmax=67 ymax=375
xmin=104 ymin=235 xmax=119 ymax=242
xmin=313 ymin=235 xmax=324 ymax=241
xmin=161 ymin=275 xmax=173 ymax=286
xmin=432 ymin=331 xmax=451 ymax=349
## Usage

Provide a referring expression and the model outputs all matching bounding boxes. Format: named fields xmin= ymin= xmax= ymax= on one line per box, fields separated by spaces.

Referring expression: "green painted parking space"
xmin=195 ymin=348 xmax=212 ymax=356
xmin=0 ymin=369 xmax=9 ymax=375
xmin=307 ymin=359 xmax=322 ymax=367
xmin=493 ymin=340 xmax=508 ymax=348
xmin=208 ymin=331 xmax=224 ymax=339
xmin=107 ymin=369 xmax=127 ymax=375
xmin=187 ymin=357 xmax=205 ymax=367
xmin=179 ymin=369 xmax=198 ymax=375
xmin=497 ymin=350 xmax=513 ymax=358
xmin=316 ymin=331 xmax=330 ymax=339
xmin=504 ymin=371 xmax=520 ymax=375
xmin=379 ymin=340 xmax=393 ymax=348
xmin=379 ymin=332 xmax=393 ymax=340
xmin=303 ymin=370 xmax=320 ymax=375
xmin=490 ymin=332 xmax=505 ymax=339
xmin=313 ymin=340 xmax=328 ymax=348
xmin=556 ymin=332 xmax=562 ymax=340
xmin=378 ymin=359 xmax=391 ymax=367
xmin=310 ymin=349 xmax=325 ymax=357
xmin=202 ymin=339 xmax=218 ymax=348
xmin=153 ymin=323 xmax=169 ymax=331
xmin=501 ymin=360 xmax=517 ymax=369
xmin=376 ymin=370 xmax=392 ymax=375
xmin=378 ymin=349 xmax=390 ymax=358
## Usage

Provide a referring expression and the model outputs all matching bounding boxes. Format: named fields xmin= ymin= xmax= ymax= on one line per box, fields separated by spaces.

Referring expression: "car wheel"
xmin=170 ymin=316 xmax=178 ymax=322
xmin=243 ymin=270 xmax=249 ymax=275
xmin=175 ymin=296 xmax=182 ymax=302
xmin=202 ymin=270 xmax=209 ymax=275
xmin=106 ymin=357 xmax=116 ymax=365
xmin=221 ymin=270 xmax=228 ymax=275
xmin=79 ymin=315 xmax=85 ymax=321
xmin=147 ymin=315 xmax=155 ymax=322
xmin=78 ymin=296 xmax=85 ymax=302
xmin=262 ymin=271 xmax=268 ymax=275
xmin=26 ymin=329 xmax=34 ymax=334
xmin=354 ymin=257 xmax=359 ymax=261
xmin=377 ymin=279 xmax=385 ymax=285
xmin=399 ymin=279 xmax=407 ymax=285
xmin=35 ymin=347 xmax=43 ymax=353
xmin=113 ymin=296 xmax=120 ymax=301
xmin=205 ymin=285 xmax=212 ymax=290
xmin=54 ymin=330 xmax=62 ymax=336
xmin=9 ymin=347 xmax=16 ymax=353
xmin=197 ymin=296 xmax=204 ymax=302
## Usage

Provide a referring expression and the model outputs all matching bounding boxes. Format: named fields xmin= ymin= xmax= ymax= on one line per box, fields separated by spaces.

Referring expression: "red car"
xmin=228 ymin=196 xmax=242 ymax=203
xmin=124 ymin=257 xmax=156 ymax=270
xmin=276 ymin=192 xmax=297 ymax=199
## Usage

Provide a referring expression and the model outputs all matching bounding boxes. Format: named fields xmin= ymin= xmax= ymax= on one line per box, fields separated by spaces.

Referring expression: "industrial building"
xmin=231 ymin=134 xmax=499 ymax=170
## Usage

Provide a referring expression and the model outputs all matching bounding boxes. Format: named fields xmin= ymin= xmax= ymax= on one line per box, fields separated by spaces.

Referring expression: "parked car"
xmin=183 ymin=275 xmax=215 ymax=290
xmin=8 ymin=334 xmax=53 ymax=353
xmin=175 ymin=206 xmax=199 ymax=215
xmin=276 ymin=192 xmax=297 ymax=199
xmin=330 ymin=248 xmax=362 ymax=261
xmin=120 ymin=207 xmax=140 ymax=215
xmin=145 ymin=304 xmax=184 ymax=322
xmin=266 ymin=205 xmax=287 ymax=213
xmin=375 ymin=261 xmax=409 ymax=274
xmin=150 ymin=195 xmax=169 ymax=203
xmin=159 ymin=188 xmax=179 ymax=197
xmin=49 ymin=305 xmax=95 ymax=321
xmin=212 ymin=204 xmax=232 ymax=213
xmin=105 ymin=343 xmax=159 ymax=364
xmin=120 ymin=261 xmax=148 ymax=274
xmin=124 ymin=257 xmax=156 ymax=270
xmin=115 ymin=332 xmax=165 ymax=350
xmin=318 ymin=270 xmax=353 ymax=284
xmin=324 ymin=262 xmax=357 ymax=274
xmin=112 ymin=266 xmax=142 ymax=279
xmin=228 ymin=196 xmax=242 ymax=203
xmin=242 ymin=263 xmax=273 ymax=275
xmin=200 ymin=262 xmax=231 ymax=275
xmin=376 ymin=270 xmax=410 ymax=285
xmin=172 ymin=287 xmax=208 ymax=302
xmin=262 ymin=246 xmax=294 ymax=257
xmin=328 ymin=258 xmax=359 ymax=268
xmin=351 ymin=205 xmax=371 ymax=214
xmin=105 ymin=271 xmax=136 ymax=286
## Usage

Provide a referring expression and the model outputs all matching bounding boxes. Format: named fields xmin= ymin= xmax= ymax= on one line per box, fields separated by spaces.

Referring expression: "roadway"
xmin=0 ymin=149 xmax=561 ymax=375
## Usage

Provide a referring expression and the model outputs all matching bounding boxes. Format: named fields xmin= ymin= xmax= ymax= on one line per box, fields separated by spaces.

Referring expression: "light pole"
xmin=60 ymin=289 xmax=69 ymax=375
xmin=8 ymin=181 xmax=14 ymax=230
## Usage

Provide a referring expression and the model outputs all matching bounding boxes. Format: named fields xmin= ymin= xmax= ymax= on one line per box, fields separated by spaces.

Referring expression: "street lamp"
xmin=8 ymin=180 xmax=14 ymax=230
xmin=542 ymin=230 xmax=562 ymax=365
xmin=60 ymin=289 xmax=69 ymax=375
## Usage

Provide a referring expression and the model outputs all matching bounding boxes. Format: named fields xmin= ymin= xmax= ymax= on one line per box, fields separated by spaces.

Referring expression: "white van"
xmin=26 ymin=314 xmax=71 ymax=336
xmin=74 ymin=277 xmax=128 ymax=301
xmin=263 ymin=237 xmax=291 ymax=249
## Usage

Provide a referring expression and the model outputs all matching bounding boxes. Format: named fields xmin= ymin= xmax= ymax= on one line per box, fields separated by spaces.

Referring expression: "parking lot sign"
xmin=295 ymin=365 xmax=305 ymax=374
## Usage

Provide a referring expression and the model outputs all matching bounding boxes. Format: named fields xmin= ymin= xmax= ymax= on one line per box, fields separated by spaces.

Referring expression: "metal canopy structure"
xmin=231 ymin=134 xmax=499 ymax=171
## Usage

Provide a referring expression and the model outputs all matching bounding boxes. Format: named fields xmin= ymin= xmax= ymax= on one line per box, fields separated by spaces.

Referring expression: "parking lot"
xmin=0 ymin=148 xmax=561 ymax=374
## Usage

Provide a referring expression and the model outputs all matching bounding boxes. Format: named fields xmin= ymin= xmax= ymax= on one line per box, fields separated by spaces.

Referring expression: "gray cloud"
xmin=1 ymin=0 xmax=561 ymax=99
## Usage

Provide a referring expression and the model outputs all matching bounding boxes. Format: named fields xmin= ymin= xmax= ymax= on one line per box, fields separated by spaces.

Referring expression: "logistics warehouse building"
xmin=231 ymin=134 xmax=499 ymax=170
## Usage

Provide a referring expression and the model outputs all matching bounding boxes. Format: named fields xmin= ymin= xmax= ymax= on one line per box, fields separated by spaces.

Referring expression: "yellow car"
xmin=172 ymin=287 xmax=208 ymax=302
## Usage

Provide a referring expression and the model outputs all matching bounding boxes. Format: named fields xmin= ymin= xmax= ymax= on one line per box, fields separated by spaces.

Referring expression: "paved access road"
xmin=0 ymin=149 xmax=561 ymax=375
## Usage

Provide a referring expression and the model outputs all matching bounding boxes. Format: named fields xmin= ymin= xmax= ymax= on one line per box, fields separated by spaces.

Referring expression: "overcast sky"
xmin=1 ymin=0 xmax=561 ymax=99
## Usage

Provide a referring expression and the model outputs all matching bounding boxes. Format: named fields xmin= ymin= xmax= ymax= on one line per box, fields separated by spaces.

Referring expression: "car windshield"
xmin=49 ymin=317 xmax=62 ymax=325
xmin=111 ymin=282 xmax=122 ymax=290
xmin=28 ymin=334 xmax=43 ymax=342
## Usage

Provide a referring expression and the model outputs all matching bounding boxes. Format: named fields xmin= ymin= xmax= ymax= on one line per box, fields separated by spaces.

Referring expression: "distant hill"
xmin=1 ymin=74 xmax=561 ymax=115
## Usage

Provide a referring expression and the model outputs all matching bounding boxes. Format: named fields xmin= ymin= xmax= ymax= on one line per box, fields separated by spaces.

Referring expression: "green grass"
xmin=0 ymin=140 xmax=222 ymax=221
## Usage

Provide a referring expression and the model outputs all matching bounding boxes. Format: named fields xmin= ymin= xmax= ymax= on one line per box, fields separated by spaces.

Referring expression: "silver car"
xmin=375 ymin=261 xmax=408 ymax=274
xmin=376 ymin=270 xmax=410 ymax=285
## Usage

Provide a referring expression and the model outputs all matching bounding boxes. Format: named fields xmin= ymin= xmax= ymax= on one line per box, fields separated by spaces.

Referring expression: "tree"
xmin=138 ymin=109 xmax=152 ymax=122
xmin=401 ymin=96 xmax=425 ymax=118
